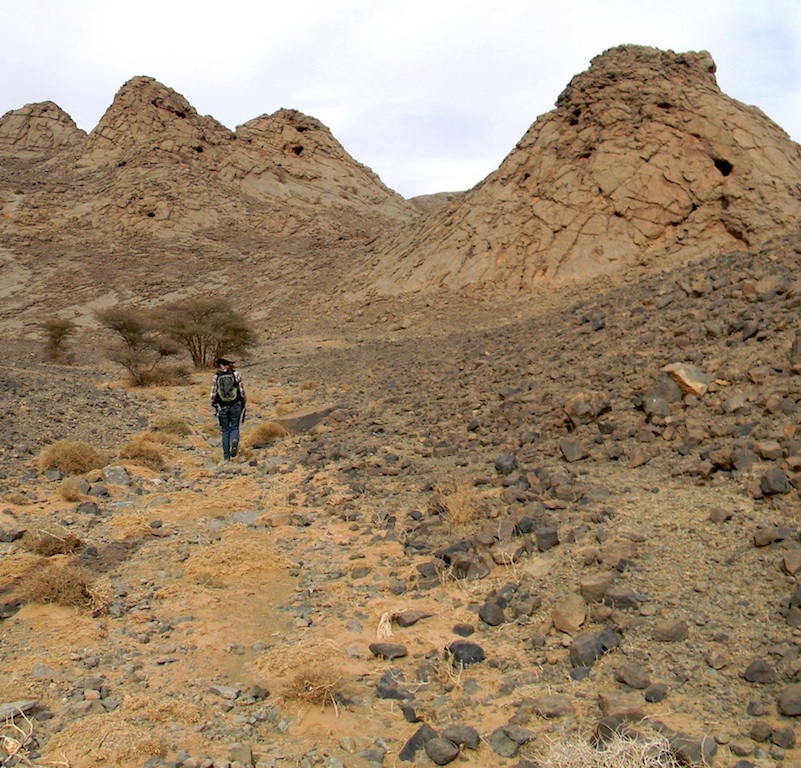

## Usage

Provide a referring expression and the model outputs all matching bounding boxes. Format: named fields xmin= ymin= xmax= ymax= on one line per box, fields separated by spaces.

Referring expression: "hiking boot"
xmin=231 ymin=441 xmax=239 ymax=458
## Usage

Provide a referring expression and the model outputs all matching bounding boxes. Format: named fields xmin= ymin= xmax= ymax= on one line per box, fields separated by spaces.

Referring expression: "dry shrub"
xmin=541 ymin=730 xmax=683 ymax=768
xmin=109 ymin=512 xmax=153 ymax=539
xmin=244 ymin=421 xmax=289 ymax=447
xmin=152 ymin=415 xmax=192 ymax=436
xmin=0 ymin=552 xmax=39 ymax=590
xmin=283 ymin=663 xmax=343 ymax=708
xmin=433 ymin=479 xmax=480 ymax=527
xmin=36 ymin=440 xmax=107 ymax=475
xmin=300 ymin=379 xmax=318 ymax=390
xmin=124 ymin=694 xmax=202 ymax=725
xmin=138 ymin=365 xmax=191 ymax=387
xmin=57 ymin=476 xmax=85 ymax=501
xmin=19 ymin=527 xmax=83 ymax=556
xmin=183 ymin=532 xmax=291 ymax=587
xmin=21 ymin=561 xmax=109 ymax=612
xmin=118 ymin=436 xmax=165 ymax=470
xmin=2 ymin=493 xmax=31 ymax=506
xmin=258 ymin=639 xmax=347 ymax=710
xmin=42 ymin=712 xmax=164 ymax=765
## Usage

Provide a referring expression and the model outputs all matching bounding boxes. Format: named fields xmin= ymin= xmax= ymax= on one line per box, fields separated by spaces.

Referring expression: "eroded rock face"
xmin=367 ymin=45 xmax=801 ymax=294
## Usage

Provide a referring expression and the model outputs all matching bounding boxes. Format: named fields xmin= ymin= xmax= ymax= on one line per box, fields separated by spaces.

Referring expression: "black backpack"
xmin=215 ymin=370 xmax=240 ymax=405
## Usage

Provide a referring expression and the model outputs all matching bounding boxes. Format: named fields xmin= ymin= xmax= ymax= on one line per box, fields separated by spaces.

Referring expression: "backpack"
xmin=215 ymin=370 xmax=240 ymax=405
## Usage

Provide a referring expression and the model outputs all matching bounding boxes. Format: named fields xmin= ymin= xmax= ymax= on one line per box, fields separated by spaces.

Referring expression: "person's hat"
xmin=215 ymin=357 xmax=235 ymax=367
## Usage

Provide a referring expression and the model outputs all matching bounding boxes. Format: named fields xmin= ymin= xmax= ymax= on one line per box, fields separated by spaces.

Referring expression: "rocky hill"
xmin=367 ymin=46 xmax=801 ymax=294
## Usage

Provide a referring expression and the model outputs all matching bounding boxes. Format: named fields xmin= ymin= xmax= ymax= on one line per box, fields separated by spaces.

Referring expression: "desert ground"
xmin=3 ymin=237 xmax=801 ymax=767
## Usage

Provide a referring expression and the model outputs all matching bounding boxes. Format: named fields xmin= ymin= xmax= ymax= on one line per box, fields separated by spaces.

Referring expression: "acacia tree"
xmin=154 ymin=297 xmax=256 ymax=369
xmin=41 ymin=316 xmax=77 ymax=361
xmin=96 ymin=307 xmax=179 ymax=385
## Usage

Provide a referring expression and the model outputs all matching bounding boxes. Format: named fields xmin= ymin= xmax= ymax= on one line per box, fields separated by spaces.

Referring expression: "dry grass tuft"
xmin=137 ymin=365 xmax=192 ymax=387
xmin=57 ymin=476 xmax=86 ymax=501
xmin=118 ymin=435 xmax=165 ymax=470
xmin=541 ymin=729 xmax=683 ymax=768
xmin=282 ymin=663 xmax=343 ymax=708
xmin=183 ymin=531 xmax=291 ymax=587
xmin=42 ymin=712 xmax=164 ymax=765
xmin=2 ymin=493 xmax=32 ymax=506
xmin=36 ymin=440 xmax=107 ymax=475
xmin=21 ymin=561 xmax=109 ymax=613
xmin=152 ymin=415 xmax=192 ymax=436
xmin=19 ymin=527 xmax=83 ymax=556
xmin=244 ymin=421 xmax=289 ymax=447
xmin=257 ymin=638 xmax=347 ymax=710
xmin=432 ymin=479 xmax=481 ymax=527
xmin=109 ymin=511 xmax=154 ymax=539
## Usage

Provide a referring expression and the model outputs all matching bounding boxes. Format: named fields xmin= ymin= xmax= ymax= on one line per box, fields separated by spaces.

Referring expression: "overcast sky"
xmin=3 ymin=0 xmax=800 ymax=198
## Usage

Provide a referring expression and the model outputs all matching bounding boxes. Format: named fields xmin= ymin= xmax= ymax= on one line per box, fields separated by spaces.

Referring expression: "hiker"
xmin=210 ymin=357 xmax=246 ymax=461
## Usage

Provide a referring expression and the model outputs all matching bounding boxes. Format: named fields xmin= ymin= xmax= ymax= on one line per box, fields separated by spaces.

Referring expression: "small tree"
xmin=96 ymin=307 xmax=179 ymax=385
xmin=41 ymin=316 xmax=76 ymax=361
xmin=154 ymin=297 xmax=256 ymax=369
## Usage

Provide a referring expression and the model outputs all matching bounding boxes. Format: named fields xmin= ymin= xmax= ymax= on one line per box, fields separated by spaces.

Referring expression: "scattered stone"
xmin=495 ymin=454 xmax=518 ymax=475
xmin=447 ymin=640 xmax=486 ymax=667
xmin=761 ymin=468 xmax=790 ymax=495
xmin=488 ymin=727 xmax=520 ymax=758
xmin=598 ymin=690 xmax=644 ymax=720
xmin=369 ymin=643 xmax=408 ymax=660
xmin=560 ymin=438 xmax=588 ymax=462
xmin=532 ymin=693 xmax=574 ymax=718
xmin=644 ymin=683 xmax=668 ymax=703
xmin=398 ymin=723 xmax=437 ymax=762
xmin=779 ymin=684 xmax=801 ymax=716
xmin=0 ymin=512 xmax=25 ymax=542
xmin=424 ymin=737 xmax=460 ymax=765
xmin=652 ymin=619 xmax=689 ymax=642
xmin=662 ymin=362 xmax=709 ymax=396
xmin=580 ymin=572 xmax=617 ymax=602
xmin=536 ymin=526 xmax=560 ymax=551
xmin=614 ymin=662 xmax=651 ymax=690
xmin=395 ymin=610 xmax=432 ymax=628
xmin=552 ymin=593 xmax=586 ymax=635
xmin=478 ymin=601 xmax=506 ymax=626
xmin=743 ymin=660 xmax=776 ymax=684
xmin=440 ymin=724 xmax=480 ymax=750
xmin=452 ymin=623 xmax=475 ymax=637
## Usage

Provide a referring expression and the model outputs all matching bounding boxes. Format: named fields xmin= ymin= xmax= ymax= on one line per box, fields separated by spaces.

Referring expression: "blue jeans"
xmin=217 ymin=404 xmax=243 ymax=459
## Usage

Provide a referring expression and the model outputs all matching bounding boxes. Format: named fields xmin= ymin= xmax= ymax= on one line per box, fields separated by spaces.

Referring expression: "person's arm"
xmin=210 ymin=373 xmax=218 ymax=409
xmin=236 ymin=371 xmax=246 ymax=403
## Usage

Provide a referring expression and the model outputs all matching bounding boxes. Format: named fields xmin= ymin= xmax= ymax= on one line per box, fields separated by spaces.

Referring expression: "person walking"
xmin=210 ymin=357 xmax=246 ymax=461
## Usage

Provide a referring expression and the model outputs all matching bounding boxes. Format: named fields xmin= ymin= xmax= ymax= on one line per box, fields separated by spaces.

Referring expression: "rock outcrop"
xmin=366 ymin=45 xmax=801 ymax=294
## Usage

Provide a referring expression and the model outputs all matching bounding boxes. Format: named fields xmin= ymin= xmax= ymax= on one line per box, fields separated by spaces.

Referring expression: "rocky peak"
xmin=232 ymin=108 xmax=407 ymax=206
xmin=366 ymin=45 xmax=801 ymax=295
xmin=556 ymin=45 xmax=719 ymax=113
xmin=0 ymin=101 xmax=85 ymax=154
xmin=78 ymin=75 xmax=234 ymax=168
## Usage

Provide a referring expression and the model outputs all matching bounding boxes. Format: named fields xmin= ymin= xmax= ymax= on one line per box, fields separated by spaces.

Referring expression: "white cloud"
xmin=2 ymin=0 xmax=800 ymax=197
